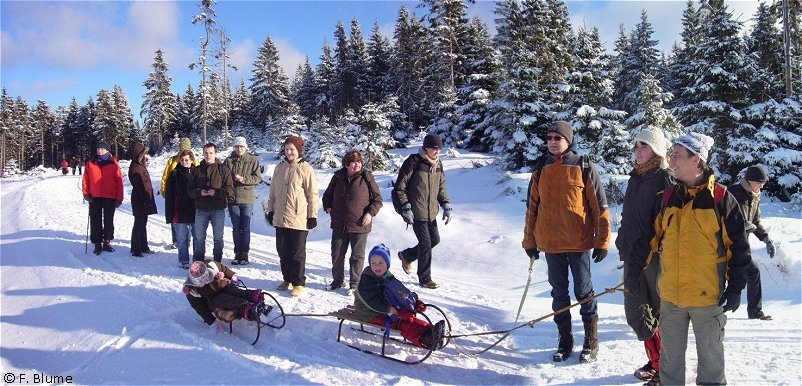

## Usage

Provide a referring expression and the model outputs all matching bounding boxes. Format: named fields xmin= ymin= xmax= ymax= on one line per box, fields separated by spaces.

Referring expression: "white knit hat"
xmin=233 ymin=136 xmax=248 ymax=149
xmin=675 ymin=132 xmax=714 ymax=162
xmin=634 ymin=128 xmax=668 ymax=168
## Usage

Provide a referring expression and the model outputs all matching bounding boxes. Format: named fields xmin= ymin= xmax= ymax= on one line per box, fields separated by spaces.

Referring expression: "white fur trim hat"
xmin=675 ymin=132 xmax=714 ymax=162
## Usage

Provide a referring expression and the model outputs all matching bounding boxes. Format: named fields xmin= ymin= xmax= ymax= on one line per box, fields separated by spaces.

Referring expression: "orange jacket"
xmin=82 ymin=155 xmax=123 ymax=202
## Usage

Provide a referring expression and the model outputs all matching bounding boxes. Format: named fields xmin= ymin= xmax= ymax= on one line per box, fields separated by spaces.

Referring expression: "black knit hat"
xmin=423 ymin=134 xmax=443 ymax=149
xmin=745 ymin=166 xmax=767 ymax=183
xmin=548 ymin=121 xmax=574 ymax=145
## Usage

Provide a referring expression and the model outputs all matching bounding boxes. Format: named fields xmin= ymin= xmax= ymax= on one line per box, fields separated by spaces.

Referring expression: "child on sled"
xmin=183 ymin=260 xmax=264 ymax=327
xmin=354 ymin=244 xmax=446 ymax=350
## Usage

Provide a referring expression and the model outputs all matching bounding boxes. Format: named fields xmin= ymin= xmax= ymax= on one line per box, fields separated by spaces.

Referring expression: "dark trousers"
xmin=745 ymin=258 xmax=764 ymax=317
xmin=276 ymin=227 xmax=308 ymax=286
xmin=130 ymin=214 xmax=150 ymax=254
xmin=401 ymin=220 xmax=440 ymax=284
xmin=208 ymin=285 xmax=259 ymax=318
xmin=545 ymin=250 xmax=597 ymax=324
xmin=89 ymin=198 xmax=117 ymax=244
xmin=331 ymin=230 xmax=368 ymax=287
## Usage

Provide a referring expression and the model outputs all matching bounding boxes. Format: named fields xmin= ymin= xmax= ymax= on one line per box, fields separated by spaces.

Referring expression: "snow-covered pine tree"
xmin=745 ymin=2 xmax=786 ymax=103
xmin=665 ymin=0 xmax=702 ymax=109
xmin=457 ymin=18 xmax=500 ymax=152
xmin=314 ymin=43 xmax=335 ymax=124
xmin=612 ymin=10 xmax=662 ymax=116
xmin=249 ymin=37 xmax=292 ymax=133
xmin=141 ymin=49 xmax=177 ymax=153
xmin=366 ymin=22 xmax=394 ymax=105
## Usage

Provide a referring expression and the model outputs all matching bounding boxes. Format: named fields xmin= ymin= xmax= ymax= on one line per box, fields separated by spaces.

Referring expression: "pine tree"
xmin=391 ymin=6 xmax=431 ymax=132
xmin=189 ymin=0 xmax=219 ymax=143
xmin=31 ymin=100 xmax=55 ymax=167
xmin=142 ymin=49 xmax=177 ymax=153
xmin=458 ymin=17 xmax=500 ymax=151
xmin=314 ymin=42 xmax=336 ymax=123
xmin=249 ymin=36 xmax=291 ymax=131
xmin=331 ymin=21 xmax=358 ymax=118
xmin=625 ymin=73 xmax=682 ymax=141
xmin=613 ymin=10 xmax=662 ymax=115
xmin=365 ymin=22 xmax=393 ymax=104
xmin=665 ymin=0 xmax=701 ymax=108
xmin=745 ymin=2 xmax=786 ymax=102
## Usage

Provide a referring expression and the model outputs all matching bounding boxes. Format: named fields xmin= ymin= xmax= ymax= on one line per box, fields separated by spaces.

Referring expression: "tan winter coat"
xmin=266 ymin=158 xmax=319 ymax=231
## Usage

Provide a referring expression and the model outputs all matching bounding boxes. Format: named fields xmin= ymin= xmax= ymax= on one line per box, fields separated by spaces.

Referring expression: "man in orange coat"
xmin=82 ymin=141 xmax=124 ymax=255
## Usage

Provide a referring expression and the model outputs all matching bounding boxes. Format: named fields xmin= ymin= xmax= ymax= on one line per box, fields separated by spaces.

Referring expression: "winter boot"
xmin=102 ymin=240 xmax=114 ymax=252
xmin=231 ymin=252 xmax=242 ymax=265
xmin=93 ymin=243 xmax=102 ymax=255
xmin=553 ymin=317 xmax=574 ymax=362
xmin=578 ymin=315 xmax=599 ymax=363
xmin=239 ymin=251 xmax=249 ymax=265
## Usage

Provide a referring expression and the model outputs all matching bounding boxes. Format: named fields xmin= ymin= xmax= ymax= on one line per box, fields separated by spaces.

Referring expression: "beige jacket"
xmin=266 ymin=158 xmax=319 ymax=231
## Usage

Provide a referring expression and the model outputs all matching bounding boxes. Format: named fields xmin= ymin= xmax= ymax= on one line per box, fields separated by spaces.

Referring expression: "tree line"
xmin=1 ymin=0 xmax=800 ymax=201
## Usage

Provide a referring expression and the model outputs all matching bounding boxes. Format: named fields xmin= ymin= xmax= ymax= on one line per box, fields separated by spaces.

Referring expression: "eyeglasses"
xmin=545 ymin=135 xmax=564 ymax=142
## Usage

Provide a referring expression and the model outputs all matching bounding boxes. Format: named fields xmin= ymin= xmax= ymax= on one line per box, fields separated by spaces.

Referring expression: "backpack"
xmin=382 ymin=277 xmax=418 ymax=312
xmin=391 ymin=154 xmax=422 ymax=214
xmin=653 ymin=182 xmax=727 ymax=255
xmin=525 ymin=154 xmax=591 ymax=209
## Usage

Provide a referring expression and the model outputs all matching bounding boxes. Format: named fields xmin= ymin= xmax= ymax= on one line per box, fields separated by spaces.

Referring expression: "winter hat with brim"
xmin=283 ymin=136 xmax=304 ymax=157
xmin=634 ymin=128 xmax=668 ymax=168
xmin=233 ymin=136 xmax=248 ymax=149
xmin=745 ymin=165 xmax=768 ymax=183
xmin=675 ymin=132 xmax=714 ymax=162
xmin=96 ymin=142 xmax=111 ymax=152
xmin=179 ymin=138 xmax=192 ymax=151
xmin=369 ymin=244 xmax=392 ymax=268
xmin=423 ymin=134 xmax=443 ymax=149
xmin=548 ymin=121 xmax=574 ymax=145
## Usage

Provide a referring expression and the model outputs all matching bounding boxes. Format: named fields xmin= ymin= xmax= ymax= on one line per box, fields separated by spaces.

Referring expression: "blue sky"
xmin=1 ymin=1 xmax=760 ymax=120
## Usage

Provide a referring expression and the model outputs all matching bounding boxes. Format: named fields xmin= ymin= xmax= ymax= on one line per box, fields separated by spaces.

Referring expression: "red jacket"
xmin=82 ymin=155 xmax=123 ymax=202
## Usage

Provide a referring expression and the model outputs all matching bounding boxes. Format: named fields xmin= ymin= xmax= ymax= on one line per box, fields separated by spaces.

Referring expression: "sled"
xmin=329 ymin=304 xmax=452 ymax=365
xmin=215 ymin=283 xmax=286 ymax=346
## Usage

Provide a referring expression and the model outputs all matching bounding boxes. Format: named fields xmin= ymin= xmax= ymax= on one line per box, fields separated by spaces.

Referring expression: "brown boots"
xmin=578 ymin=314 xmax=599 ymax=363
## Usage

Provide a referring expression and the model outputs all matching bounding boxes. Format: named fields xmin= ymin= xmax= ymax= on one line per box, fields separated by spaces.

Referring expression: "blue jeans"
xmin=194 ymin=209 xmax=225 ymax=261
xmin=545 ymin=250 xmax=597 ymax=323
xmin=172 ymin=222 xmax=194 ymax=265
xmin=228 ymin=204 xmax=253 ymax=253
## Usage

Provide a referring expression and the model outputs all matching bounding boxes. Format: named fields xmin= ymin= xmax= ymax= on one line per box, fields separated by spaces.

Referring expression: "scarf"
xmin=634 ymin=156 xmax=663 ymax=176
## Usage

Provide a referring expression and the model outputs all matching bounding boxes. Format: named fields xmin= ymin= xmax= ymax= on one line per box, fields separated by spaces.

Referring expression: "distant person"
xmin=165 ymin=150 xmax=197 ymax=269
xmin=60 ymin=158 xmax=69 ymax=175
xmin=353 ymin=244 xmax=446 ymax=350
xmin=188 ymin=143 xmax=233 ymax=262
xmin=76 ymin=158 xmax=83 ymax=175
xmin=729 ymin=165 xmax=776 ymax=321
xmin=70 ymin=157 xmax=78 ymax=175
xmin=322 ymin=150 xmax=383 ymax=290
xmin=521 ymin=121 xmax=610 ymax=363
xmin=265 ymin=135 xmax=319 ymax=297
xmin=161 ymin=138 xmax=198 ymax=249
xmin=652 ymin=132 xmax=750 ymax=385
xmin=224 ymin=137 xmax=263 ymax=265
xmin=128 ymin=142 xmax=157 ymax=257
xmin=616 ymin=128 xmax=672 ymax=384
xmin=82 ymin=141 xmax=123 ymax=255
xmin=393 ymin=133 xmax=452 ymax=289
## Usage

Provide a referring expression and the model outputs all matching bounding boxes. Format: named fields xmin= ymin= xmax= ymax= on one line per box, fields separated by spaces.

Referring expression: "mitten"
xmin=765 ymin=237 xmax=775 ymax=258
xmin=592 ymin=248 xmax=608 ymax=263
xmin=717 ymin=288 xmax=741 ymax=312
xmin=442 ymin=203 xmax=453 ymax=225
xmin=83 ymin=194 xmax=93 ymax=203
xmin=307 ymin=218 xmax=317 ymax=229
xmin=625 ymin=263 xmax=642 ymax=297
xmin=266 ymin=212 xmax=274 ymax=226
xmin=401 ymin=203 xmax=414 ymax=224
xmin=182 ymin=285 xmax=191 ymax=295
xmin=115 ymin=201 xmax=122 ymax=208
xmin=415 ymin=299 xmax=427 ymax=313
xmin=744 ymin=221 xmax=757 ymax=234
xmin=525 ymin=248 xmax=539 ymax=260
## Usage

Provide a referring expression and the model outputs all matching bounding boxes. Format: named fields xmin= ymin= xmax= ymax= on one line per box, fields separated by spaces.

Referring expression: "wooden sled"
xmin=329 ymin=304 xmax=452 ymax=365
xmin=214 ymin=288 xmax=286 ymax=346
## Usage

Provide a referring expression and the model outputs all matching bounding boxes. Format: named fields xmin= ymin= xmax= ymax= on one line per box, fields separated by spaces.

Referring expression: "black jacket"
xmin=615 ymin=166 xmax=672 ymax=269
xmin=165 ymin=164 xmax=196 ymax=224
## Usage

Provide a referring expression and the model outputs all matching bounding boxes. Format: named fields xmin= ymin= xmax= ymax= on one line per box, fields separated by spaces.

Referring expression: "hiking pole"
xmin=514 ymin=256 xmax=536 ymax=323
xmin=84 ymin=206 xmax=90 ymax=254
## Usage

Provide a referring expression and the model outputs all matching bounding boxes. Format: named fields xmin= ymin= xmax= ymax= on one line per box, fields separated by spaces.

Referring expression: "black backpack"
xmin=391 ymin=154 xmax=422 ymax=214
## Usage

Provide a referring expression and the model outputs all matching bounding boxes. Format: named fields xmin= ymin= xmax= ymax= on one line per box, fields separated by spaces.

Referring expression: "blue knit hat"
xmin=369 ymin=244 xmax=392 ymax=268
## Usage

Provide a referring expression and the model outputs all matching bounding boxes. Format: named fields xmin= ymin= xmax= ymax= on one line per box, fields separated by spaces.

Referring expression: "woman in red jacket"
xmin=82 ymin=141 xmax=123 ymax=255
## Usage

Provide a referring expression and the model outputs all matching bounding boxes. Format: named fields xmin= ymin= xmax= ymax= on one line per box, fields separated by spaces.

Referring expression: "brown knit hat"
xmin=283 ymin=136 xmax=304 ymax=156
xmin=548 ymin=121 xmax=574 ymax=145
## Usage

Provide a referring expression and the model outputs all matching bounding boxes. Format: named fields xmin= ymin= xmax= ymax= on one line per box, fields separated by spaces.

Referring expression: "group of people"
xmin=523 ymin=121 xmax=776 ymax=385
xmin=59 ymin=157 xmax=83 ymax=175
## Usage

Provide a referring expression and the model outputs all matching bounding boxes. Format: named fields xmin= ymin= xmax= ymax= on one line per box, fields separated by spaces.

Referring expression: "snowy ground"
xmin=1 ymin=145 xmax=800 ymax=385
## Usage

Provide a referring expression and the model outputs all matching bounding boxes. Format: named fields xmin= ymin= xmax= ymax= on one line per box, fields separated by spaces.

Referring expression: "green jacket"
xmin=392 ymin=149 xmax=450 ymax=221
xmin=224 ymin=151 xmax=263 ymax=204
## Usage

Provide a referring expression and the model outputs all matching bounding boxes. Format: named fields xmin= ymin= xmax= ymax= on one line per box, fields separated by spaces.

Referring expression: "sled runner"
xmin=215 ymin=282 xmax=287 ymax=346
xmin=329 ymin=304 xmax=452 ymax=364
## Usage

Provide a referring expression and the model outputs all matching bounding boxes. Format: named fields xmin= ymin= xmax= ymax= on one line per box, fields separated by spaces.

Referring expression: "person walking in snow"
xmin=60 ymin=158 xmax=69 ymax=175
xmin=188 ymin=143 xmax=233 ymax=263
xmin=165 ymin=150 xmax=197 ymax=269
xmin=393 ymin=133 xmax=452 ymax=289
xmin=616 ymin=128 xmax=672 ymax=384
xmin=322 ymin=150 xmax=383 ymax=290
xmin=729 ymin=165 xmax=776 ymax=321
xmin=160 ymin=138 xmax=198 ymax=249
xmin=224 ymin=137 xmax=263 ymax=265
xmin=652 ymin=132 xmax=750 ymax=385
xmin=128 ymin=142 xmax=157 ymax=257
xmin=264 ymin=135 xmax=319 ymax=297
xmin=521 ymin=121 xmax=611 ymax=363
xmin=183 ymin=260 xmax=265 ymax=329
xmin=82 ymin=141 xmax=124 ymax=255
xmin=353 ymin=244 xmax=446 ymax=351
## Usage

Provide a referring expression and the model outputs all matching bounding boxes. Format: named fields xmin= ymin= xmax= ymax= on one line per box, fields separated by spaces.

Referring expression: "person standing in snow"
xmin=322 ymin=150 xmax=383 ymax=290
xmin=729 ymin=165 xmax=776 ymax=321
xmin=224 ymin=137 xmax=263 ymax=265
xmin=651 ymin=132 xmax=750 ymax=385
xmin=393 ymin=133 xmax=452 ymax=289
xmin=165 ymin=150 xmax=197 ymax=269
xmin=616 ymin=128 xmax=672 ymax=384
xmin=128 ymin=142 xmax=157 ymax=257
xmin=188 ymin=143 xmax=233 ymax=263
xmin=521 ymin=121 xmax=611 ymax=363
xmin=160 ymin=138 xmax=198 ymax=249
xmin=264 ymin=135 xmax=319 ymax=297
xmin=82 ymin=141 xmax=124 ymax=255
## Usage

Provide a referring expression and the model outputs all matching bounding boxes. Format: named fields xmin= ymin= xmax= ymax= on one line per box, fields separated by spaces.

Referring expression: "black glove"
xmin=525 ymin=248 xmax=539 ymax=260
xmin=625 ymin=263 xmax=642 ymax=297
xmin=592 ymin=248 xmax=608 ymax=263
xmin=307 ymin=218 xmax=317 ymax=230
xmin=765 ymin=237 xmax=775 ymax=258
xmin=83 ymin=194 xmax=93 ymax=203
xmin=717 ymin=289 xmax=741 ymax=312
xmin=266 ymin=212 xmax=274 ymax=226
xmin=401 ymin=203 xmax=413 ymax=225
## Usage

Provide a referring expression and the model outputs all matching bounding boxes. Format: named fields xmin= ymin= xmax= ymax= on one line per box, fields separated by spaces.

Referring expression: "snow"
xmin=2 ymin=145 xmax=801 ymax=385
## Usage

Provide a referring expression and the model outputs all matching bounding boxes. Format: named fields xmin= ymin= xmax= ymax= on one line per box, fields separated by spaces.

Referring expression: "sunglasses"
xmin=545 ymin=135 xmax=564 ymax=142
